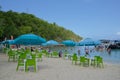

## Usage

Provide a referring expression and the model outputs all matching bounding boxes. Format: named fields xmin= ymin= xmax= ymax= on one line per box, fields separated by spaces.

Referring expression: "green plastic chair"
xmin=31 ymin=54 xmax=36 ymax=59
xmin=63 ymin=52 xmax=70 ymax=59
xmin=24 ymin=49 xmax=31 ymax=54
xmin=16 ymin=52 xmax=27 ymax=71
xmin=46 ymin=51 xmax=50 ymax=57
xmin=52 ymin=51 xmax=58 ymax=58
xmin=3 ymin=48 xmax=9 ymax=54
xmin=19 ymin=52 xmax=27 ymax=59
xmin=91 ymin=56 xmax=104 ymax=68
xmin=36 ymin=53 xmax=43 ymax=61
xmin=80 ymin=56 xmax=89 ymax=67
xmin=8 ymin=50 xmax=16 ymax=61
xmin=16 ymin=58 xmax=26 ymax=71
xmin=25 ymin=58 xmax=37 ymax=72
xmin=42 ymin=50 xmax=48 ymax=57
xmin=72 ymin=53 xmax=78 ymax=65
xmin=93 ymin=56 xmax=104 ymax=68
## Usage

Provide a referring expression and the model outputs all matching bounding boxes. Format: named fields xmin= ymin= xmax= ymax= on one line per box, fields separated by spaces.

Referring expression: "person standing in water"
xmin=107 ymin=47 xmax=111 ymax=55
xmin=85 ymin=48 xmax=89 ymax=56
xmin=78 ymin=49 xmax=80 ymax=56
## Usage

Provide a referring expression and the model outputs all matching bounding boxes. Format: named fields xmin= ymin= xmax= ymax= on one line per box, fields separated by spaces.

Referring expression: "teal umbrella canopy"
xmin=2 ymin=40 xmax=15 ymax=45
xmin=46 ymin=40 xmax=59 ymax=46
xmin=41 ymin=40 xmax=59 ymax=46
xmin=78 ymin=38 xmax=101 ymax=46
xmin=14 ymin=34 xmax=46 ymax=45
xmin=2 ymin=41 xmax=5 ymax=44
xmin=61 ymin=40 xmax=76 ymax=46
xmin=94 ymin=40 xmax=101 ymax=45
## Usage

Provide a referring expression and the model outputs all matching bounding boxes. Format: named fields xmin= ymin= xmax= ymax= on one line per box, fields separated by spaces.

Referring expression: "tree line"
xmin=0 ymin=10 xmax=82 ymax=42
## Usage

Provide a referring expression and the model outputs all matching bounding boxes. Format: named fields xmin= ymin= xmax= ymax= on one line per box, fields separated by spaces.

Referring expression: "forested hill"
xmin=0 ymin=10 xmax=82 ymax=42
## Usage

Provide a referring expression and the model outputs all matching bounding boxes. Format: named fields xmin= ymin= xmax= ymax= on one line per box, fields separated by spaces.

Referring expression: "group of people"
xmin=29 ymin=45 xmax=112 ymax=58
xmin=77 ymin=46 xmax=112 ymax=57
xmin=47 ymin=48 xmax=63 ymax=58
xmin=77 ymin=48 xmax=90 ymax=56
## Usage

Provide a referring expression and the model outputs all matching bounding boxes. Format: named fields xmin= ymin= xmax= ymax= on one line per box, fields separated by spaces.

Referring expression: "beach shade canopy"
xmin=1 ymin=41 xmax=5 ymax=44
xmin=94 ymin=40 xmax=101 ymax=45
xmin=61 ymin=40 xmax=76 ymax=46
xmin=14 ymin=33 xmax=46 ymax=45
xmin=78 ymin=38 xmax=101 ymax=46
xmin=46 ymin=40 xmax=59 ymax=46
xmin=41 ymin=40 xmax=59 ymax=46
xmin=2 ymin=40 xmax=15 ymax=45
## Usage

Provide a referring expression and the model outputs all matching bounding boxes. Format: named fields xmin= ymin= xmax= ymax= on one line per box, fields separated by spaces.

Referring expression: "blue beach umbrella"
xmin=78 ymin=38 xmax=101 ymax=46
xmin=61 ymin=40 xmax=76 ymax=46
xmin=1 ymin=41 xmax=5 ymax=44
xmin=46 ymin=40 xmax=59 ymax=46
xmin=41 ymin=43 xmax=48 ymax=46
xmin=14 ymin=33 xmax=46 ymax=45
xmin=2 ymin=40 xmax=15 ymax=45
xmin=41 ymin=40 xmax=59 ymax=46
xmin=94 ymin=40 xmax=101 ymax=46
xmin=79 ymin=38 xmax=94 ymax=46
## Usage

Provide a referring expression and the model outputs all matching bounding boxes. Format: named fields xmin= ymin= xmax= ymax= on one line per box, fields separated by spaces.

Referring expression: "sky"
xmin=0 ymin=0 xmax=120 ymax=40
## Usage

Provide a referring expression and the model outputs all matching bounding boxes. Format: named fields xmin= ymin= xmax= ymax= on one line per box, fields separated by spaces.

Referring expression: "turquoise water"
xmin=100 ymin=49 xmax=120 ymax=64
xmin=60 ymin=46 xmax=120 ymax=64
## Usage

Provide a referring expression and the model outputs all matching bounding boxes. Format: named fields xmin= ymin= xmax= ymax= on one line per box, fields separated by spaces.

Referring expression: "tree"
xmin=19 ymin=26 xmax=32 ymax=34
xmin=0 ymin=10 xmax=82 ymax=41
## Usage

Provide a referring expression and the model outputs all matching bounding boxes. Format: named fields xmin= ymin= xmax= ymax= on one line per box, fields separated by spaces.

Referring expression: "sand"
xmin=0 ymin=53 xmax=120 ymax=80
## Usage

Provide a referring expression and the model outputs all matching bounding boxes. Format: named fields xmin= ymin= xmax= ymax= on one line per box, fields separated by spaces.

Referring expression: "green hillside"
xmin=0 ymin=10 xmax=82 ymax=42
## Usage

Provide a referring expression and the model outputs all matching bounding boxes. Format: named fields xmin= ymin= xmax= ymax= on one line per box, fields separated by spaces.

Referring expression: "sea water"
xmin=100 ymin=49 xmax=120 ymax=64
xmin=62 ymin=46 xmax=120 ymax=64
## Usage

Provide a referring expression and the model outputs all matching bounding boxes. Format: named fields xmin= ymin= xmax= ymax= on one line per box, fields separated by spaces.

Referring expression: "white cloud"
xmin=116 ymin=32 xmax=120 ymax=35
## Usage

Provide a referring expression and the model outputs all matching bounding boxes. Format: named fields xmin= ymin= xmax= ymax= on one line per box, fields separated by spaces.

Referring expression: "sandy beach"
xmin=0 ymin=53 xmax=120 ymax=80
